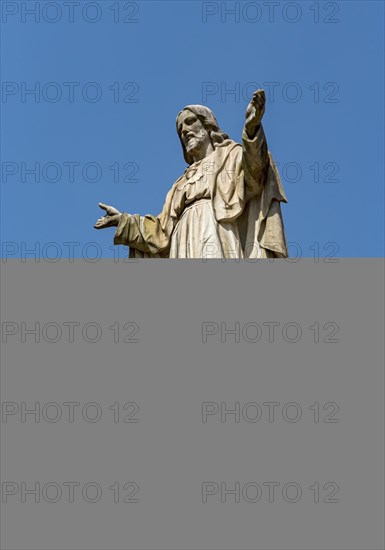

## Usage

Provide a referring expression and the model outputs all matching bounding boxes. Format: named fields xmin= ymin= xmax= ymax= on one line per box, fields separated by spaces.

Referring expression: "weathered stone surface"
xmin=94 ymin=90 xmax=288 ymax=258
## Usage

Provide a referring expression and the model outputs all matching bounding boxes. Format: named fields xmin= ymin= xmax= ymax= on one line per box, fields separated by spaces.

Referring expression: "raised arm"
xmin=242 ymin=89 xmax=270 ymax=200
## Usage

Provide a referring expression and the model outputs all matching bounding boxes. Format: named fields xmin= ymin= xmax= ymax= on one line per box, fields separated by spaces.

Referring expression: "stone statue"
xmin=94 ymin=89 xmax=288 ymax=258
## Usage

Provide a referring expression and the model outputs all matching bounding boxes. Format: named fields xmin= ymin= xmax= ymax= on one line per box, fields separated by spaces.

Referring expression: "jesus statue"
xmin=94 ymin=89 xmax=288 ymax=258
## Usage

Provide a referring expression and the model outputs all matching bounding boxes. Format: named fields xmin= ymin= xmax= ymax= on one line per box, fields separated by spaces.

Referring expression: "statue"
xmin=94 ymin=89 xmax=288 ymax=258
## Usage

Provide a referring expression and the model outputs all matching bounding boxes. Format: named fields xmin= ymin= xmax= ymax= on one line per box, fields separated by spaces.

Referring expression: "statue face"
xmin=177 ymin=110 xmax=210 ymax=155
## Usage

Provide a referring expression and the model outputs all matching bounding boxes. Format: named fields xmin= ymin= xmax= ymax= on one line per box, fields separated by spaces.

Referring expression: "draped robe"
xmin=114 ymin=123 xmax=288 ymax=258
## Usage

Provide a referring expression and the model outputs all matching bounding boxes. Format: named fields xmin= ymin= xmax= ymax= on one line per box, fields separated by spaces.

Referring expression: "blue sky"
xmin=1 ymin=0 xmax=384 ymax=258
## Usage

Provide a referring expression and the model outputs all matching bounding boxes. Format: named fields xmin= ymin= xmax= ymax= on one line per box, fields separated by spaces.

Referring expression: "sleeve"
xmin=242 ymin=123 xmax=269 ymax=201
xmin=113 ymin=189 xmax=176 ymax=255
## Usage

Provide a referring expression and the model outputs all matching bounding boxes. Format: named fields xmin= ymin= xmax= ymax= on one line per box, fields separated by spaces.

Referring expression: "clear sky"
xmin=1 ymin=0 xmax=384 ymax=258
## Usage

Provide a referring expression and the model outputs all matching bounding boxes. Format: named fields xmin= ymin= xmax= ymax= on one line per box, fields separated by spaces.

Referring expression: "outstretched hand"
xmin=245 ymin=89 xmax=266 ymax=137
xmin=94 ymin=203 xmax=122 ymax=229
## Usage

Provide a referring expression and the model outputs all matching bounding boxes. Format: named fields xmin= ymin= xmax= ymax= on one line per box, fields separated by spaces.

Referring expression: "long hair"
xmin=176 ymin=105 xmax=230 ymax=165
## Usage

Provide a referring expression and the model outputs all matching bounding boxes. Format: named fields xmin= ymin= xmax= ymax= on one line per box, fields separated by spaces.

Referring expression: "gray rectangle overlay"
xmin=1 ymin=259 xmax=384 ymax=549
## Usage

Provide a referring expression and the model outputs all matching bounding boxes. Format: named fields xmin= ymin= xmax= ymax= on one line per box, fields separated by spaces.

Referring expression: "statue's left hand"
xmin=94 ymin=203 xmax=122 ymax=229
xmin=245 ymin=89 xmax=266 ymax=136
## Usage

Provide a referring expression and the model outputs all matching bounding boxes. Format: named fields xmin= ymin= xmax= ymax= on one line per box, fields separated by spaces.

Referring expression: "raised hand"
xmin=245 ymin=89 xmax=266 ymax=137
xmin=94 ymin=202 xmax=122 ymax=229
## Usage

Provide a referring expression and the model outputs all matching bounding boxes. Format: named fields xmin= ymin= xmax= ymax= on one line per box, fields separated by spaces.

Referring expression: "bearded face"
xmin=184 ymin=128 xmax=208 ymax=153
xmin=177 ymin=110 xmax=211 ymax=158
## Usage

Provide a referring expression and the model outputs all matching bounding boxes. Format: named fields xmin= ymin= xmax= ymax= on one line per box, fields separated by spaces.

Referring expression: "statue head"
xmin=176 ymin=105 xmax=230 ymax=165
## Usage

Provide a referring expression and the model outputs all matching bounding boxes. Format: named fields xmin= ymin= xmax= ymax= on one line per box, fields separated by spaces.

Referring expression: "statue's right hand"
xmin=94 ymin=203 xmax=122 ymax=229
